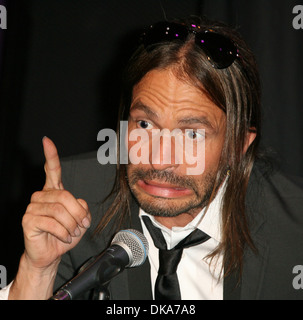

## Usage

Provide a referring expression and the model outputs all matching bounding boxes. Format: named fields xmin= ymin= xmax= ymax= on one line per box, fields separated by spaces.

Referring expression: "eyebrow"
xmin=130 ymin=101 xmax=215 ymax=131
xmin=129 ymin=102 xmax=159 ymax=119
xmin=177 ymin=117 xmax=215 ymax=130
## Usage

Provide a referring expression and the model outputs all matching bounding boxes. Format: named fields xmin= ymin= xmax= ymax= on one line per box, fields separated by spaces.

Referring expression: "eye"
xmin=137 ymin=120 xmax=153 ymax=130
xmin=185 ymin=129 xmax=205 ymax=141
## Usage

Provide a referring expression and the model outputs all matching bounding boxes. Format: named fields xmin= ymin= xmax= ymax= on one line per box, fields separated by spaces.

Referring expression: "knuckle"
xmin=30 ymin=191 xmax=42 ymax=202
xmin=22 ymin=211 xmax=33 ymax=229
xmin=77 ymin=198 xmax=88 ymax=211
xmin=58 ymin=189 xmax=72 ymax=203
xmin=50 ymin=202 xmax=64 ymax=215
xmin=79 ymin=206 xmax=88 ymax=220
xmin=25 ymin=202 xmax=34 ymax=214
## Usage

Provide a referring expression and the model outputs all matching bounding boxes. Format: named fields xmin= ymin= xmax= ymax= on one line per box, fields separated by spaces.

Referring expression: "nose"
xmin=149 ymin=130 xmax=181 ymax=171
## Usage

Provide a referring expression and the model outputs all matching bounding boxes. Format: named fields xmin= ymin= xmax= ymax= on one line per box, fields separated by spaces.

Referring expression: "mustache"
xmin=127 ymin=168 xmax=198 ymax=193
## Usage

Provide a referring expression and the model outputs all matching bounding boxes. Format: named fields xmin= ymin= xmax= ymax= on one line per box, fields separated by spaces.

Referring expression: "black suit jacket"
xmin=54 ymin=152 xmax=303 ymax=299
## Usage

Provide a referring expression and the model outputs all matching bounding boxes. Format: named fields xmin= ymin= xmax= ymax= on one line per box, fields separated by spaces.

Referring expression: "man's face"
xmin=126 ymin=68 xmax=226 ymax=225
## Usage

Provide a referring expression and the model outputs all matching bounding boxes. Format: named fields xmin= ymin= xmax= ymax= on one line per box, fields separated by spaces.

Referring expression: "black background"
xmin=0 ymin=0 xmax=302 ymax=284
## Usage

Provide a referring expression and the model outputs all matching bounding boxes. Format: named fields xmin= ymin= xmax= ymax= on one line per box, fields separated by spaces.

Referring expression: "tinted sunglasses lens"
xmin=195 ymin=32 xmax=238 ymax=69
xmin=142 ymin=22 xmax=188 ymax=48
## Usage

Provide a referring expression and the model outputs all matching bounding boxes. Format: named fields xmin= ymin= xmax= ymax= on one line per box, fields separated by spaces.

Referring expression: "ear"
xmin=243 ymin=128 xmax=257 ymax=154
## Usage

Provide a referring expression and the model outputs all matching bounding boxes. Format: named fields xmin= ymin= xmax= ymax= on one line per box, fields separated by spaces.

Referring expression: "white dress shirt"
xmin=0 ymin=281 xmax=12 ymax=300
xmin=139 ymin=181 xmax=225 ymax=300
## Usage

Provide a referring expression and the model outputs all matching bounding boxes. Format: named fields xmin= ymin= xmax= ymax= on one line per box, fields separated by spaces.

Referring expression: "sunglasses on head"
xmin=141 ymin=21 xmax=240 ymax=69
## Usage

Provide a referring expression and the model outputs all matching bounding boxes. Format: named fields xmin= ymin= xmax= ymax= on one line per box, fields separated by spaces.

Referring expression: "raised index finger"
xmin=42 ymin=136 xmax=64 ymax=190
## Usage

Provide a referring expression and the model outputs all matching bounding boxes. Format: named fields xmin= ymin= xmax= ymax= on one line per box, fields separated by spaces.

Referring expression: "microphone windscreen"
xmin=111 ymin=229 xmax=149 ymax=267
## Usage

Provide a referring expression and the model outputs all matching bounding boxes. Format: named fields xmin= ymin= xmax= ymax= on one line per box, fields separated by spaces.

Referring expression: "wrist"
xmin=9 ymin=253 xmax=60 ymax=300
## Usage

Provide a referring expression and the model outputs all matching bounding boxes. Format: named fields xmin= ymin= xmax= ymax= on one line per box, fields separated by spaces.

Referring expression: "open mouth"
xmin=137 ymin=179 xmax=192 ymax=198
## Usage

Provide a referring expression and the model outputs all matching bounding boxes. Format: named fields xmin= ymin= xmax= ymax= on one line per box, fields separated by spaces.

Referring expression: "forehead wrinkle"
xmin=133 ymin=68 xmax=202 ymax=106
xmin=131 ymin=69 xmax=225 ymax=129
xmin=132 ymin=86 xmax=205 ymax=115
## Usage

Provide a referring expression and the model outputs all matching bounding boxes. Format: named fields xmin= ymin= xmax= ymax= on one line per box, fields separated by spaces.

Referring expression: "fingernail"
xmin=82 ymin=217 xmax=90 ymax=229
xmin=67 ymin=235 xmax=72 ymax=243
xmin=74 ymin=227 xmax=81 ymax=237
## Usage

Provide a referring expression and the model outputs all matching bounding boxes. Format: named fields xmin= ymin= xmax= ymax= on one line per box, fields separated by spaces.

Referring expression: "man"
xmin=2 ymin=16 xmax=303 ymax=300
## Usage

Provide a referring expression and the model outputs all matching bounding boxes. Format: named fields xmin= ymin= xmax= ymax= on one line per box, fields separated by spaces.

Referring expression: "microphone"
xmin=49 ymin=229 xmax=149 ymax=300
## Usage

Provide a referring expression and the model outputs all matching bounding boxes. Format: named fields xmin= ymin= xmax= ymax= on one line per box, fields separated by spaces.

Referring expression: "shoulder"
xmin=249 ymin=162 xmax=303 ymax=204
xmin=245 ymin=162 xmax=303 ymax=299
xmin=247 ymin=160 xmax=303 ymax=240
xmin=60 ymin=151 xmax=117 ymax=203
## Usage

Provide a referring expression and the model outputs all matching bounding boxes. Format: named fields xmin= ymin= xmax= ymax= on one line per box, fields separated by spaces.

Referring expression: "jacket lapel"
xmin=241 ymin=232 xmax=269 ymax=299
xmin=223 ymin=268 xmax=241 ymax=300
xmin=239 ymin=166 xmax=270 ymax=299
xmin=223 ymin=165 xmax=270 ymax=300
xmin=223 ymin=233 xmax=269 ymax=300
xmin=223 ymin=221 xmax=269 ymax=300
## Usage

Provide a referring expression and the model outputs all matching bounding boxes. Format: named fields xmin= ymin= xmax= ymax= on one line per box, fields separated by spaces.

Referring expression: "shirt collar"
xmin=139 ymin=179 xmax=226 ymax=245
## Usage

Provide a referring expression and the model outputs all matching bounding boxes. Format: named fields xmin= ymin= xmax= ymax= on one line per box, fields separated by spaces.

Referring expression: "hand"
xmin=22 ymin=137 xmax=91 ymax=270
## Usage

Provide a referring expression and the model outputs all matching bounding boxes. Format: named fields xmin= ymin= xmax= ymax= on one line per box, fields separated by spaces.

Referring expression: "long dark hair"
xmin=95 ymin=16 xmax=261 ymax=278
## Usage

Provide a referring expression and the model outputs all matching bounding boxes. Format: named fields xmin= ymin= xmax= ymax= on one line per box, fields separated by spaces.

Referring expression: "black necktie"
xmin=142 ymin=216 xmax=210 ymax=300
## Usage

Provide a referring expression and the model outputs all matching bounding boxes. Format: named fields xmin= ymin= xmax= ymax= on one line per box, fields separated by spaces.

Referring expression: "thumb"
xmin=42 ymin=136 xmax=64 ymax=190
